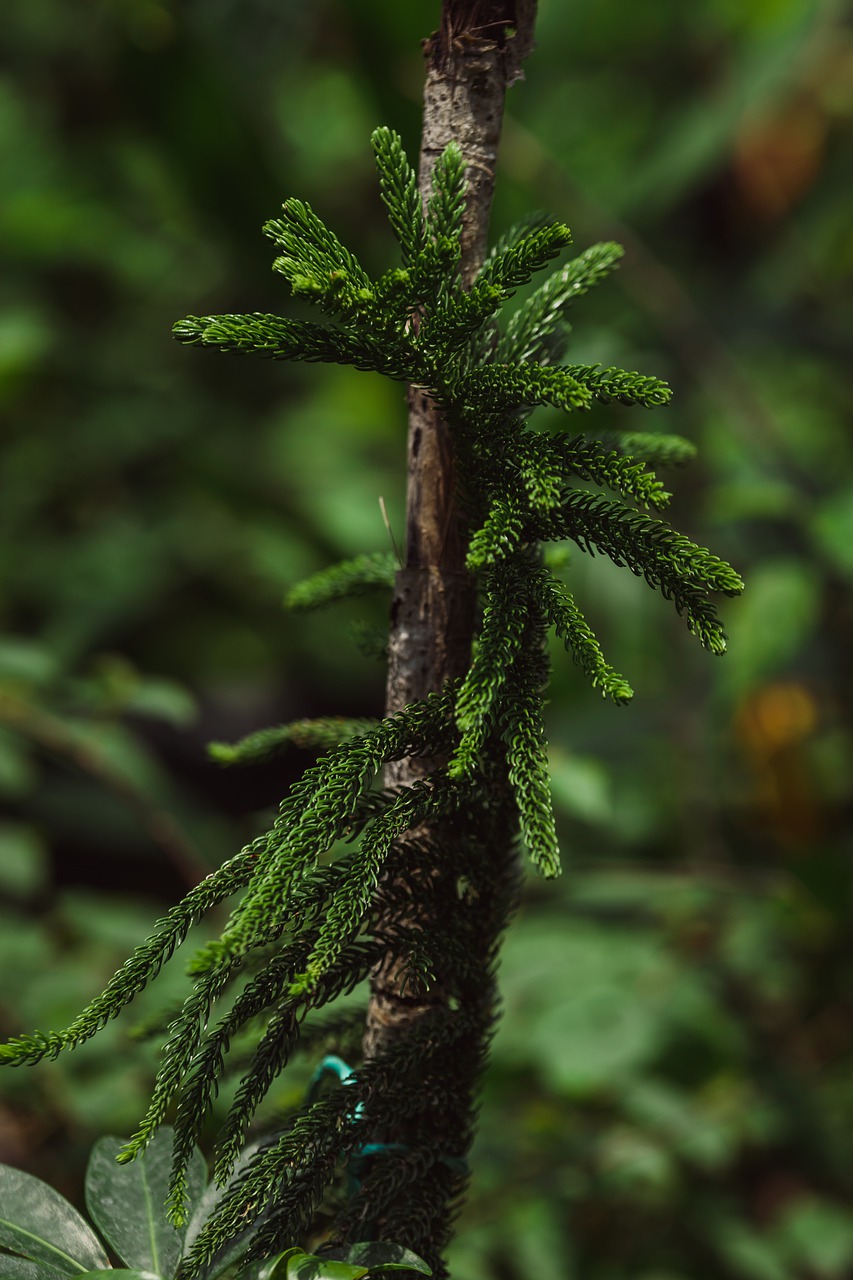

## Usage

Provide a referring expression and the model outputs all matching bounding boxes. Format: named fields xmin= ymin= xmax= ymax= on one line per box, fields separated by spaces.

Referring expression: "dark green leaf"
xmin=288 ymin=1255 xmax=367 ymax=1280
xmin=182 ymin=1140 xmax=267 ymax=1280
xmin=338 ymin=1243 xmax=432 ymax=1274
xmin=0 ymin=1164 xmax=110 ymax=1275
xmin=85 ymin=1132 xmax=206 ymax=1279
xmin=79 ymin=1272 xmax=161 ymax=1279
xmin=0 ymin=1256 xmax=69 ymax=1280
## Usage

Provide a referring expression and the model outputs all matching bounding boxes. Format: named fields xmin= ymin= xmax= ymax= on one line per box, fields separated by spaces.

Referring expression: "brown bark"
xmin=363 ymin=0 xmax=537 ymax=1089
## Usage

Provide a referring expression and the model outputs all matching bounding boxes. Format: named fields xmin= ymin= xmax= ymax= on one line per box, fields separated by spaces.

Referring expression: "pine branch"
xmin=612 ymin=430 xmax=698 ymax=467
xmin=461 ymin=362 xmax=593 ymax=414
xmin=426 ymin=141 xmax=467 ymax=245
xmin=1 ymin=116 xmax=745 ymax=1277
xmin=465 ymin=493 xmax=526 ymax=571
xmin=529 ymin=567 xmax=634 ymax=703
xmin=515 ymin=441 xmax=564 ymax=512
xmin=177 ymin=1089 xmax=365 ymax=1278
xmin=209 ymin=717 xmax=379 ymax=766
xmin=264 ymin=198 xmax=372 ymax=314
xmin=565 ymin=363 xmax=672 ymax=408
xmin=290 ymin=776 xmax=473 ymax=997
xmin=449 ymin=563 xmax=529 ymax=776
xmin=172 ymin=314 xmax=412 ymax=381
xmin=118 ymin=963 xmax=240 ymax=1174
xmin=205 ymin=1005 xmax=299 ymax=1188
xmin=478 ymin=222 xmax=572 ymax=296
xmin=211 ymin=943 xmax=377 ymax=1186
xmin=409 ymin=235 xmax=462 ymax=308
xmin=169 ymin=988 xmax=302 ymax=1213
xmin=0 ymin=847 xmax=259 ymax=1067
xmin=285 ymin=552 xmax=398 ymax=612
xmin=478 ymin=211 xmax=553 ymax=275
xmin=497 ymin=240 xmax=624 ymax=364
xmin=417 ymin=280 xmax=503 ymax=357
xmin=198 ymin=689 xmax=461 ymax=969
xmin=553 ymin=435 xmax=672 ymax=509
xmin=535 ymin=492 xmax=744 ymax=654
xmin=372 ymin=127 xmax=427 ymax=268
xmin=501 ymin=644 xmax=560 ymax=879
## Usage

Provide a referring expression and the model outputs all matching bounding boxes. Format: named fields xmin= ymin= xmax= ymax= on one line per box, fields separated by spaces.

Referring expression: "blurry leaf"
xmin=0 ymin=1164 xmax=110 ymax=1274
xmin=661 ymin=966 xmax=746 ymax=1060
xmin=723 ymin=560 xmax=819 ymax=692
xmin=50 ymin=720 xmax=173 ymax=798
xmin=444 ymin=1227 xmax=499 ymax=1280
xmin=711 ymin=1214 xmax=793 ymax=1280
xmin=0 ymin=825 xmax=49 ymax=900
xmin=775 ymin=1197 xmax=853 ymax=1277
xmin=0 ymin=910 xmax=52 ymax=978
xmin=569 ymin=870 xmax=711 ymax=922
xmin=719 ymin=898 xmax=800 ymax=1004
xmin=500 ymin=1202 xmax=569 ymax=1280
xmin=85 ymin=1130 xmax=207 ymax=1278
xmin=56 ymin=891 xmax=158 ymax=952
xmin=0 ymin=728 xmax=36 ymax=798
xmin=548 ymin=749 xmax=612 ymax=826
xmin=124 ymin=678 xmax=197 ymax=728
xmin=622 ymin=1079 xmax=735 ymax=1172
xmin=275 ymin=69 xmax=373 ymax=183
xmin=0 ymin=310 xmax=54 ymax=405
xmin=0 ymin=641 xmax=58 ymax=688
xmin=265 ymin=368 xmax=403 ymax=554
xmin=595 ymin=1125 xmax=675 ymax=1198
xmin=807 ymin=728 xmax=853 ymax=806
xmin=496 ymin=920 xmax=670 ymax=1091
xmin=708 ymin=477 xmax=800 ymax=523
xmin=813 ymin=489 xmax=853 ymax=580
xmin=62 ymin=1056 xmax=154 ymax=1137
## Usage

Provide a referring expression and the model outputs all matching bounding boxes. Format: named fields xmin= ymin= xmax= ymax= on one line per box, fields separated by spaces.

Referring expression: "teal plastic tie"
xmin=306 ymin=1055 xmax=468 ymax=1195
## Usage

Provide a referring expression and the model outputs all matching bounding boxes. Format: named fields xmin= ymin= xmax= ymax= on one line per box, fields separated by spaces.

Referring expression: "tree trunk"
xmin=355 ymin=2 xmax=538 ymax=1269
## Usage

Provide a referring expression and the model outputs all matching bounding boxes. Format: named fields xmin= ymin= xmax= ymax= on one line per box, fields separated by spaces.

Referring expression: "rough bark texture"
xmin=356 ymin=4 xmax=538 ymax=1266
xmin=365 ymin=0 xmax=536 ymax=1055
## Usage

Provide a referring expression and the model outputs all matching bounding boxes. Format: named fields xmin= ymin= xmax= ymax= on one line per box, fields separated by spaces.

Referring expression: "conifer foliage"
xmin=0 ymin=129 xmax=742 ymax=1272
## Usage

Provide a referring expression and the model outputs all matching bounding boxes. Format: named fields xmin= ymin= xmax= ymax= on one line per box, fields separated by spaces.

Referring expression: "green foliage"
xmin=448 ymin=867 xmax=853 ymax=1280
xmin=284 ymin=555 xmax=398 ymax=613
xmin=0 ymin=127 xmax=740 ymax=1273
xmin=257 ymin=1243 xmax=431 ymax=1278
xmin=3 ymin=5 xmax=852 ymax=1278
xmin=372 ymin=129 xmax=426 ymax=268
xmin=425 ymin=142 xmax=466 ymax=247
xmin=209 ymin=719 xmax=379 ymax=767
xmin=0 ymin=1129 xmax=199 ymax=1280
xmin=0 ymin=1131 xmax=429 ymax=1280
xmin=497 ymin=240 xmax=624 ymax=364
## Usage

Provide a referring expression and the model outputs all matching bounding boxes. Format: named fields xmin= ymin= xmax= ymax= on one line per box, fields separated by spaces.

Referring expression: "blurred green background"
xmin=2 ymin=0 xmax=853 ymax=1276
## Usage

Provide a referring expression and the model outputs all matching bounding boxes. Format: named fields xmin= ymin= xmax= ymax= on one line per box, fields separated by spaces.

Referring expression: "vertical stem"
xmin=367 ymin=0 xmax=536 ymax=1049
xmin=356 ymin=2 xmax=538 ymax=1265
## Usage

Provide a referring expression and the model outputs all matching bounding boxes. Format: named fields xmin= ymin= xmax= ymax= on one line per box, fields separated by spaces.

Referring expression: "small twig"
xmin=378 ymin=496 xmax=404 ymax=568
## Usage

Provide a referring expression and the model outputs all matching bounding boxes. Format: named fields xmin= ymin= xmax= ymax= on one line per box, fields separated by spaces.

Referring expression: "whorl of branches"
xmin=0 ymin=128 xmax=742 ymax=1271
